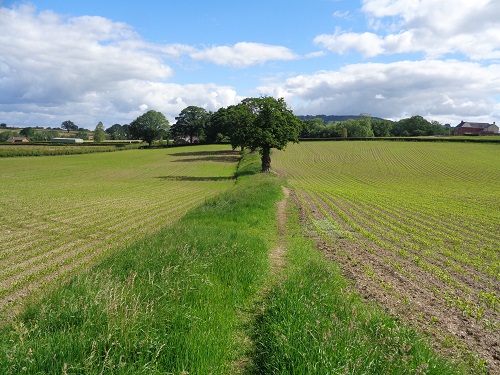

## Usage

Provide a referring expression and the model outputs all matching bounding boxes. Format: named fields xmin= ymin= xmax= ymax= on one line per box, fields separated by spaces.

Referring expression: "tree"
xmin=20 ymin=127 xmax=36 ymax=139
xmin=105 ymin=124 xmax=127 ymax=140
xmin=0 ymin=130 xmax=19 ymax=142
xmin=171 ymin=106 xmax=208 ymax=143
xmin=129 ymin=110 xmax=170 ymax=147
xmin=61 ymin=120 xmax=78 ymax=133
xmin=93 ymin=121 xmax=106 ymax=142
xmin=372 ymin=118 xmax=393 ymax=137
xmin=75 ymin=130 xmax=89 ymax=140
xmin=205 ymin=108 xmax=230 ymax=143
xmin=238 ymin=96 xmax=302 ymax=172
xmin=392 ymin=115 xmax=434 ymax=136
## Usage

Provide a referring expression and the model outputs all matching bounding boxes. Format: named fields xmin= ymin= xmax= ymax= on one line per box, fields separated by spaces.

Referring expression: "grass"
xmin=249 ymin=201 xmax=463 ymax=374
xmin=0 ymin=145 xmax=238 ymax=316
xmin=0 ymin=144 xmax=476 ymax=374
xmin=0 ymin=155 xmax=282 ymax=374
xmin=0 ymin=143 xmax=143 ymax=157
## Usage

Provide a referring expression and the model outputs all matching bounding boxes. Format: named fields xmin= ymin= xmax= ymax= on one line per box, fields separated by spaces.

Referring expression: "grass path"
xmin=269 ymin=186 xmax=290 ymax=276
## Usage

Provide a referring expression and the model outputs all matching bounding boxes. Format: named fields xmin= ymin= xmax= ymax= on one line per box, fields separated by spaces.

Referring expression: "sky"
xmin=1 ymin=0 xmax=500 ymax=130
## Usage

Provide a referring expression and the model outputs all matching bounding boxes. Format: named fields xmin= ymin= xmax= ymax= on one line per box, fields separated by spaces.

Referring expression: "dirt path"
xmin=269 ymin=186 xmax=290 ymax=275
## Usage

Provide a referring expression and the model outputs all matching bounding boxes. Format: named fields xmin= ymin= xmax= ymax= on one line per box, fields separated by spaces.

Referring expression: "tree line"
xmin=300 ymin=115 xmax=451 ymax=138
xmin=1 ymin=98 xmax=453 ymax=170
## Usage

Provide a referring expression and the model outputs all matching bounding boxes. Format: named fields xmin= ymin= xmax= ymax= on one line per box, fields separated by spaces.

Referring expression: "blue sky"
xmin=1 ymin=0 xmax=499 ymax=129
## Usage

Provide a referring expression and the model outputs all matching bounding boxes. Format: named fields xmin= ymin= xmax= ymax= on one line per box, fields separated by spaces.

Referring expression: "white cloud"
xmin=257 ymin=60 xmax=500 ymax=123
xmin=332 ymin=10 xmax=351 ymax=19
xmin=190 ymin=42 xmax=298 ymax=68
xmin=0 ymin=5 xmax=242 ymax=128
xmin=316 ymin=0 xmax=500 ymax=60
xmin=314 ymin=30 xmax=384 ymax=57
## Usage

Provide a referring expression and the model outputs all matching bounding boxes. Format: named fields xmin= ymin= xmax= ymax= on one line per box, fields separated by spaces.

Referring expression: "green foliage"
xmin=93 ymin=121 xmax=106 ymax=143
xmin=129 ymin=110 xmax=170 ymax=146
xmin=171 ymin=106 xmax=208 ymax=143
xmin=74 ymin=129 xmax=89 ymax=140
xmin=0 ymin=130 xmax=19 ymax=142
xmin=230 ymin=96 xmax=302 ymax=172
xmin=372 ymin=118 xmax=393 ymax=136
xmin=392 ymin=115 xmax=444 ymax=136
xmin=0 ymin=143 xmax=141 ymax=157
xmin=61 ymin=120 xmax=78 ymax=132
xmin=19 ymin=127 xmax=35 ymax=138
xmin=105 ymin=123 xmax=128 ymax=140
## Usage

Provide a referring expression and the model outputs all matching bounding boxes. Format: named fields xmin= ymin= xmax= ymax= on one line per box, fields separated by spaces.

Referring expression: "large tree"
xmin=171 ymin=106 xmax=208 ymax=143
xmin=61 ymin=120 xmax=78 ymax=133
xmin=129 ymin=110 xmax=170 ymax=147
xmin=105 ymin=124 xmax=127 ymax=140
xmin=239 ymin=96 xmax=302 ymax=172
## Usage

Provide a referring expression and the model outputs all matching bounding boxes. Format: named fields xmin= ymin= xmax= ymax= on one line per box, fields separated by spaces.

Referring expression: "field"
xmin=0 ymin=143 xmax=142 ymax=157
xmin=273 ymin=140 xmax=500 ymax=371
xmin=0 ymin=144 xmax=239 ymax=318
xmin=0 ymin=151 xmax=463 ymax=374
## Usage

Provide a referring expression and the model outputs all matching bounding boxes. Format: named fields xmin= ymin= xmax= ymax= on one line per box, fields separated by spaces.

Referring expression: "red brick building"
xmin=454 ymin=121 xmax=499 ymax=135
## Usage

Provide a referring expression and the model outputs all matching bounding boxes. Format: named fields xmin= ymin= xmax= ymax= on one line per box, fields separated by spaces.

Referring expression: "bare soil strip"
xmin=270 ymin=186 xmax=290 ymax=275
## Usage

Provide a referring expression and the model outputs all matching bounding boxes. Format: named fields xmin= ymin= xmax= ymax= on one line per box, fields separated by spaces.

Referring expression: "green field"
xmin=273 ymin=140 xmax=500 ymax=371
xmin=1 ymin=141 xmax=498 ymax=373
xmin=0 ymin=150 xmax=465 ymax=374
xmin=0 ymin=145 xmax=239 ymax=317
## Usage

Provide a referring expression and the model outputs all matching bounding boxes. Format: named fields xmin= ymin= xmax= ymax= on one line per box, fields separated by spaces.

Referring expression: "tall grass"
xmin=249 ymin=202 xmax=467 ymax=374
xmin=0 ymin=148 xmax=469 ymax=374
xmin=0 ymin=154 xmax=282 ymax=373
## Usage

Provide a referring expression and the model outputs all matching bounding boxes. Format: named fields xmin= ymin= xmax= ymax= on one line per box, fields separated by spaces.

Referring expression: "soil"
xmin=291 ymin=188 xmax=500 ymax=374
xmin=270 ymin=186 xmax=290 ymax=274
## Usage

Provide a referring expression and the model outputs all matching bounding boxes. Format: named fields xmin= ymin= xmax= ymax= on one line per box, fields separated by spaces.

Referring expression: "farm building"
xmin=51 ymin=138 xmax=84 ymax=143
xmin=6 ymin=137 xmax=29 ymax=143
xmin=454 ymin=121 xmax=499 ymax=136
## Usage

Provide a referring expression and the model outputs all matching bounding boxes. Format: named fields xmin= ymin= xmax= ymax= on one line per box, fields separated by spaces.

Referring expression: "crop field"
xmin=273 ymin=140 xmax=500 ymax=371
xmin=0 ymin=144 xmax=239 ymax=319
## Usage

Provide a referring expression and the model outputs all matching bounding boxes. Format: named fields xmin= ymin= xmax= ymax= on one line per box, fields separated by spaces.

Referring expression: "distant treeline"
xmin=298 ymin=115 xmax=452 ymax=138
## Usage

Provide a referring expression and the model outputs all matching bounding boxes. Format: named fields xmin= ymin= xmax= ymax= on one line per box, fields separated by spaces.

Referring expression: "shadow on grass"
xmin=170 ymin=150 xmax=239 ymax=157
xmin=171 ymin=155 xmax=241 ymax=163
xmin=157 ymin=176 xmax=235 ymax=182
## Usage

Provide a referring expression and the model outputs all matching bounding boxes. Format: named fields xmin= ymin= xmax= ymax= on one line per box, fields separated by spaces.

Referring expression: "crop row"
xmin=0 ymin=145 xmax=239 ymax=318
xmin=274 ymin=140 xmax=500 ymax=367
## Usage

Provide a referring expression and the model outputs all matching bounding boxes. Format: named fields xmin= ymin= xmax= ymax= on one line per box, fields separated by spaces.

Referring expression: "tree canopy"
xmin=61 ymin=120 xmax=78 ymax=133
xmin=235 ymin=96 xmax=302 ymax=172
xmin=129 ymin=110 xmax=170 ymax=147
xmin=93 ymin=121 xmax=106 ymax=143
xmin=171 ymin=106 xmax=208 ymax=144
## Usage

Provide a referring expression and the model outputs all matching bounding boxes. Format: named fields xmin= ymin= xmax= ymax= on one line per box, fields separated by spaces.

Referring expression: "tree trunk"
xmin=261 ymin=146 xmax=271 ymax=172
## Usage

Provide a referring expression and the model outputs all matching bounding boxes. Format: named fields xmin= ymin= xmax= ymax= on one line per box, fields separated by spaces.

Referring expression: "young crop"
xmin=0 ymin=145 xmax=239 ymax=317
xmin=273 ymin=140 xmax=500 ymax=372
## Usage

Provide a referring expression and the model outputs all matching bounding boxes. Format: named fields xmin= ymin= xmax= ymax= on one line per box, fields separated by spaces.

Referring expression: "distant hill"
xmin=298 ymin=115 xmax=388 ymax=122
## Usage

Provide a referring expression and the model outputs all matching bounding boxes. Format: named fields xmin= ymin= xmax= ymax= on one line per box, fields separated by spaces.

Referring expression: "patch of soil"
xmin=270 ymin=186 xmax=290 ymax=274
xmin=292 ymin=188 xmax=500 ymax=374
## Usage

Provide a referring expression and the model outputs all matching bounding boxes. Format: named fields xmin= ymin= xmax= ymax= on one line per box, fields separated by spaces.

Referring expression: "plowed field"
xmin=274 ymin=140 xmax=500 ymax=372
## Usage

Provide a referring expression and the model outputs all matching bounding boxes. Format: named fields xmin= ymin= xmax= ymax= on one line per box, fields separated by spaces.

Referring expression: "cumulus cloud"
xmin=257 ymin=60 xmax=500 ymax=124
xmin=190 ymin=42 xmax=298 ymax=68
xmin=0 ymin=5 xmax=244 ymax=128
xmin=315 ymin=0 xmax=500 ymax=60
